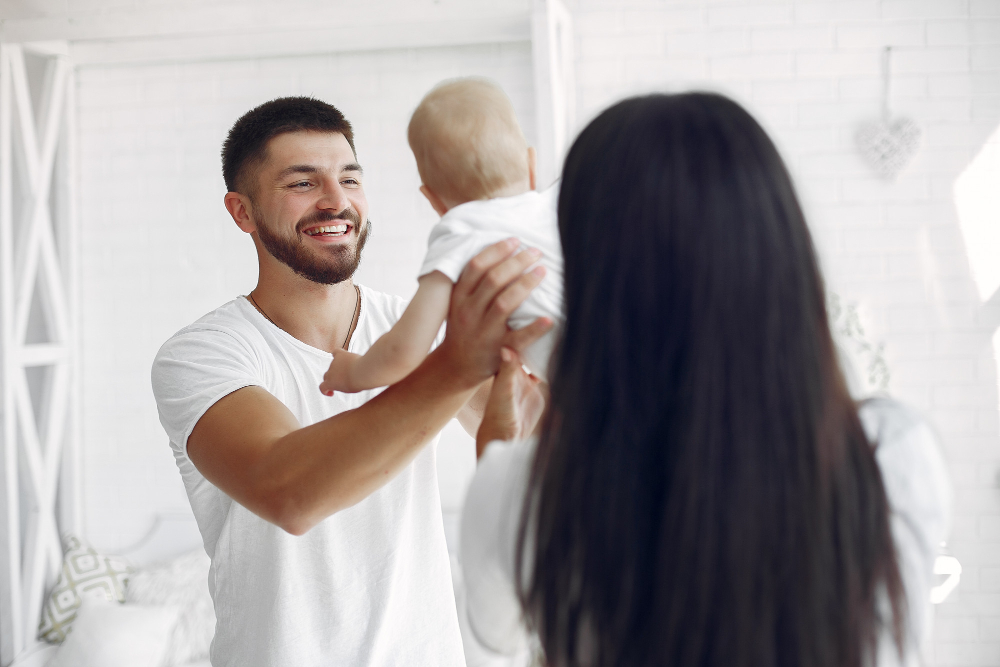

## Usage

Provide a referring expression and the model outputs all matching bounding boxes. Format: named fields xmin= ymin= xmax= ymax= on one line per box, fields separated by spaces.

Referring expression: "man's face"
xmin=249 ymin=130 xmax=370 ymax=285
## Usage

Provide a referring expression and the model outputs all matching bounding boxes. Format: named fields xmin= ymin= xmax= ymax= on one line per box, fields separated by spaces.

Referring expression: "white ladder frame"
xmin=0 ymin=42 xmax=80 ymax=666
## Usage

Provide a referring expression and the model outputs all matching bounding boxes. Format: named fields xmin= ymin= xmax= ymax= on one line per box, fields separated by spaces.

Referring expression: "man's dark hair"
xmin=222 ymin=96 xmax=355 ymax=196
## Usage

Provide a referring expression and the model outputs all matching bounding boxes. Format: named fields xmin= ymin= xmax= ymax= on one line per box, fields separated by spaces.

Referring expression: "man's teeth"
xmin=307 ymin=224 xmax=349 ymax=235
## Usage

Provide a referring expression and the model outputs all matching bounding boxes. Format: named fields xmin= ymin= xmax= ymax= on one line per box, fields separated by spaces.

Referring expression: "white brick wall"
xmin=75 ymin=42 xmax=536 ymax=557
xmin=569 ymin=0 xmax=999 ymax=663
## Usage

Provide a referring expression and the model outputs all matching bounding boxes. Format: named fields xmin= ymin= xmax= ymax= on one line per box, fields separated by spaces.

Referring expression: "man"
xmin=151 ymin=97 xmax=549 ymax=666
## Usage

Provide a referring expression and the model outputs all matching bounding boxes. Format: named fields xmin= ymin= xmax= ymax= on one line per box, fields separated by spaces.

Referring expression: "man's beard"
xmin=254 ymin=206 xmax=370 ymax=285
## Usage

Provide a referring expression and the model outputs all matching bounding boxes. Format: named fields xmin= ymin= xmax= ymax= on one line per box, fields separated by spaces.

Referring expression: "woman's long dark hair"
xmin=518 ymin=93 xmax=904 ymax=667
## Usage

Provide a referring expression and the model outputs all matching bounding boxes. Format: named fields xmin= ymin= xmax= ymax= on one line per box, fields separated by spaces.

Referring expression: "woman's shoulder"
xmin=858 ymin=397 xmax=930 ymax=446
xmin=858 ymin=398 xmax=950 ymax=504
xmin=859 ymin=398 xmax=952 ymax=666
xmin=859 ymin=397 xmax=952 ymax=586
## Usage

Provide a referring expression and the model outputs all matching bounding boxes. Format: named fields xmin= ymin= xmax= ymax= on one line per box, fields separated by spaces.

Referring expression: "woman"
xmin=460 ymin=93 xmax=950 ymax=667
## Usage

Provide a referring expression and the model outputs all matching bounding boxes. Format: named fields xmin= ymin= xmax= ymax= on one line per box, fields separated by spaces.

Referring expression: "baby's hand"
xmin=320 ymin=350 xmax=363 ymax=395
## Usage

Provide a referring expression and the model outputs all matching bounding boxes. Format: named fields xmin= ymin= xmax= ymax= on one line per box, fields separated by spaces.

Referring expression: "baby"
xmin=322 ymin=78 xmax=563 ymax=394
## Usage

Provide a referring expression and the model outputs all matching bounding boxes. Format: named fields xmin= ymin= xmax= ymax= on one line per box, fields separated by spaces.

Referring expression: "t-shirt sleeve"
xmin=862 ymin=399 xmax=952 ymax=663
xmin=459 ymin=438 xmax=536 ymax=658
xmin=151 ymin=327 xmax=264 ymax=456
xmin=419 ymin=216 xmax=512 ymax=283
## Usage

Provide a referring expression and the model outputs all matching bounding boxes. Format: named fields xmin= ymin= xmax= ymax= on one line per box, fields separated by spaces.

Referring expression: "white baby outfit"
xmin=151 ymin=286 xmax=465 ymax=667
xmin=419 ymin=185 xmax=564 ymax=381
xmin=460 ymin=398 xmax=952 ymax=666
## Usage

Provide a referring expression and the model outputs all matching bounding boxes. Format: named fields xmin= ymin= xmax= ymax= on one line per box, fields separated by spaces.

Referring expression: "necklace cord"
xmin=248 ymin=285 xmax=360 ymax=350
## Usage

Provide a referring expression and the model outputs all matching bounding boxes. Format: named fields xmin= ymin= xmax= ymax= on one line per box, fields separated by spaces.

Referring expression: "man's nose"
xmin=316 ymin=181 xmax=350 ymax=212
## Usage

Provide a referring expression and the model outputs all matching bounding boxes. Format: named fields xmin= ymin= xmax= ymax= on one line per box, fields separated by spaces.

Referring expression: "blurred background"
xmin=0 ymin=0 xmax=997 ymax=665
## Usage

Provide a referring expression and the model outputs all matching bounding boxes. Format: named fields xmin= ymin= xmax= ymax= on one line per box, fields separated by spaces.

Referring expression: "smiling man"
xmin=150 ymin=97 xmax=549 ymax=666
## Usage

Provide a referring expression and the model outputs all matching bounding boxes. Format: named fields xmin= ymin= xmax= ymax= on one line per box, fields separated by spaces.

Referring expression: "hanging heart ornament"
xmin=856 ymin=116 xmax=921 ymax=180
xmin=855 ymin=46 xmax=922 ymax=181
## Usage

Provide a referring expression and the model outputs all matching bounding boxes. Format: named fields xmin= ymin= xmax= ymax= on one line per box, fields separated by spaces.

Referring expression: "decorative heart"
xmin=856 ymin=117 xmax=921 ymax=180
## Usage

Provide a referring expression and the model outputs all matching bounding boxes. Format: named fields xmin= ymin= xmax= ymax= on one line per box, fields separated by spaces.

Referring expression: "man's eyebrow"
xmin=276 ymin=164 xmax=319 ymax=180
xmin=274 ymin=163 xmax=363 ymax=181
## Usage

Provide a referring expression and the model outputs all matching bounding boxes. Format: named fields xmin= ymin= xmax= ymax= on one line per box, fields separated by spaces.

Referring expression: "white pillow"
xmin=46 ymin=598 xmax=179 ymax=667
xmin=126 ymin=549 xmax=215 ymax=666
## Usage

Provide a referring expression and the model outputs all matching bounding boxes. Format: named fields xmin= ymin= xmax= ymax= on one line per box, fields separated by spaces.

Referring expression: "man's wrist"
xmin=425 ymin=343 xmax=492 ymax=393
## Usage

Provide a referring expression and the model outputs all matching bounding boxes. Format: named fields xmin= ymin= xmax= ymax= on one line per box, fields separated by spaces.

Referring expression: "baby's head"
xmin=408 ymin=78 xmax=534 ymax=211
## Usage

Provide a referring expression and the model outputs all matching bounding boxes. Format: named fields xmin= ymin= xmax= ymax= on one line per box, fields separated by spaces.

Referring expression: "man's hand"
xmin=475 ymin=347 xmax=547 ymax=457
xmin=436 ymin=238 xmax=553 ymax=388
xmin=320 ymin=350 xmax=363 ymax=395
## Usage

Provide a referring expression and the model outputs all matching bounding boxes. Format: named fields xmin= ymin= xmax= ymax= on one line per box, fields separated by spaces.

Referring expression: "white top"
xmin=151 ymin=286 xmax=465 ymax=667
xmin=460 ymin=398 xmax=952 ymax=665
xmin=419 ymin=186 xmax=564 ymax=380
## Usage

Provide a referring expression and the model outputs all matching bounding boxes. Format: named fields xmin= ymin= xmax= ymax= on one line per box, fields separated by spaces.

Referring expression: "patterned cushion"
xmin=38 ymin=535 xmax=132 ymax=643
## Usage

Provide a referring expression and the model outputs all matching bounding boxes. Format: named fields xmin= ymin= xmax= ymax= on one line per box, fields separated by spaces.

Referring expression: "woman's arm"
xmin=863 ymin=399 xmax=952 ymax=662
xmin=475 ymin=348 xmax=547 ymax=457
xmin=459 ymin=352 xmax=547 ymax=657
xmin=321 ymin=271 xmax=454 ymax=393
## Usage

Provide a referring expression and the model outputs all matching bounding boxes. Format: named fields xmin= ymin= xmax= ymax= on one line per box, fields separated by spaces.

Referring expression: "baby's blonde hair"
xmin=408 ymin=78 xmax=529 ymax=204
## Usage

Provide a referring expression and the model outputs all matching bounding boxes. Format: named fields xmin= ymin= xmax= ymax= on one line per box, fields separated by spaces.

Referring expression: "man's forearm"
xmin=264 ymin=346 xmax=478 ymax=534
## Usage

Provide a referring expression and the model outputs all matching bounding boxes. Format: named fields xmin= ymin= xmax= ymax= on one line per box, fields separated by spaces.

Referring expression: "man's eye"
xmin=342 ymin=178 xmax=359 ymax=186
xmin=291 ymin=181 xmax=311 ymax=188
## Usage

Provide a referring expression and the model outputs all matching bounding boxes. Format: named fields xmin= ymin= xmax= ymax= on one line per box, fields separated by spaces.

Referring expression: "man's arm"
xmin=187 ymin=240 xmax=550 ymax=535
xmin=320 ymin=271 xmax=453 ymax=394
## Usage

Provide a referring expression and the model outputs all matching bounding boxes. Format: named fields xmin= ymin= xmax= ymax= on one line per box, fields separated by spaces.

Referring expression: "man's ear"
xmin=527 ymin=146 xmax=537 ymax=191
xmin=419 ymin=185 xmax=450 ymax=216
xmin=224 ymin=192 xmax=256 ymax=233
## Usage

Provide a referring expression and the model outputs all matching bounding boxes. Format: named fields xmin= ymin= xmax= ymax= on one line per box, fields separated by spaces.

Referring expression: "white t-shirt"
xmin=460 ymin=398 xmax=952 ymax=666
xmin=151 ymin=286 xmax=465 ymax=667
xmin=419 ymin=186 xmax=563 ymax=381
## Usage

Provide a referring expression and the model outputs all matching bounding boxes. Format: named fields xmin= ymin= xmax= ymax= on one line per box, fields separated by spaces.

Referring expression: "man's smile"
xmin=299 ymin=218 xmax=357 ymax=244
xmin=303 ymin=222 xmax=352 ymax=238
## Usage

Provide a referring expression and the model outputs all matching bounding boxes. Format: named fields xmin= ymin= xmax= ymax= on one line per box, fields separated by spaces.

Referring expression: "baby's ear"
xmin=419 ymin=185 xmax=450 ymax=216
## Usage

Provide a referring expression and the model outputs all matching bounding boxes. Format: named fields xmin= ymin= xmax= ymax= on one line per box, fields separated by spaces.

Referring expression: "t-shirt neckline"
xmin=237 ymin=286 xmax=367 ymax=357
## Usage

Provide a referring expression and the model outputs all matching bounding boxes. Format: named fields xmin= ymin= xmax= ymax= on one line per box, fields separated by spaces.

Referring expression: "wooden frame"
xmin=0 ymin=42 xmax=79 ymax=666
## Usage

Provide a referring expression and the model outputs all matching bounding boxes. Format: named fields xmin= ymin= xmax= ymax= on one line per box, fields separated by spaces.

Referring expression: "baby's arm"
xmin=321 ymin=271 xmax=454 ymax=394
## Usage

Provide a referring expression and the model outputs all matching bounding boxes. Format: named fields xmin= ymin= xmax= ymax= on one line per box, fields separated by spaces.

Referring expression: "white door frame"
xmin=532 ymin=0 xmax=576 ymax=189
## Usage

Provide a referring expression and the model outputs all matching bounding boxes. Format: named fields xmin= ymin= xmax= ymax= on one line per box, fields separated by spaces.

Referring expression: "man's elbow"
xmin=265 ymin=488 xmax=354 ymax=536
xmin=277 ymin=516 xmax=312 ymax=537
xmin=261 ymin=490 xmax=321 ymax=536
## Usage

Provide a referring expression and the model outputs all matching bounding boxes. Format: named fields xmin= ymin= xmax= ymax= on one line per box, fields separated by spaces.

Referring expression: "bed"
xmin=10 ymin=513 xmax=214 ymax=667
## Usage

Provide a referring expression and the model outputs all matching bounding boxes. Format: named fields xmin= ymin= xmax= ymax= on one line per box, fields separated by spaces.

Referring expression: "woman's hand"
xmin=476 ymin=348 xmax=548 ymax=458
